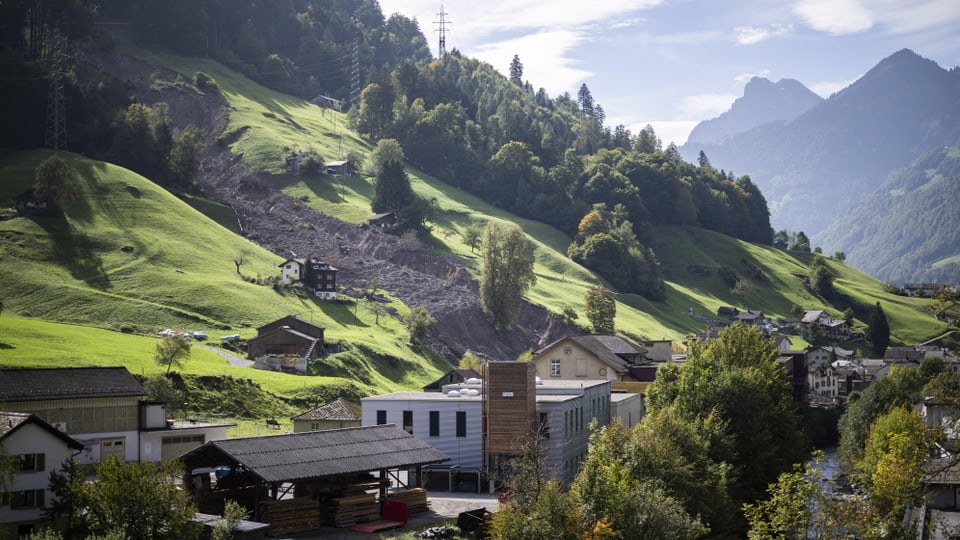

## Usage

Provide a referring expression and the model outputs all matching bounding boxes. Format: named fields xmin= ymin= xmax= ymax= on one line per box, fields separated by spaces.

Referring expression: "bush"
xmin=193 ymin=71 xmax=218 ymax=93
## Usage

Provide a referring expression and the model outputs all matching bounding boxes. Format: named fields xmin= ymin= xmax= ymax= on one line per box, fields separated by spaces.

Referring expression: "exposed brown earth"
xmin=90 ymin=51 xmax=577 ymax=364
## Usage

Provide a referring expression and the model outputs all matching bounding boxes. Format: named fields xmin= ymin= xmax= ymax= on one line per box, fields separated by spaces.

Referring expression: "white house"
xmin=361 ymin=366 xmax=610 ymax=488
xmin=0 ymin=413 xmax=83 ymax=538
xmin=0 ymin=368 xmax=231 ymax=465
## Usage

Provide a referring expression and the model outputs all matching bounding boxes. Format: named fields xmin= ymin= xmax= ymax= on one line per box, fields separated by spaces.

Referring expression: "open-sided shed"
xmin=179 ymin=424 xmax=448 ymax=534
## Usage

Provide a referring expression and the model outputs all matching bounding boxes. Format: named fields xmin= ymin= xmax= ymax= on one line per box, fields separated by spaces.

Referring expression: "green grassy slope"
xmin=0 ymin=150 xmax=446 ymax=394
xmin=132 ymin=50 xmax=948 ymax=347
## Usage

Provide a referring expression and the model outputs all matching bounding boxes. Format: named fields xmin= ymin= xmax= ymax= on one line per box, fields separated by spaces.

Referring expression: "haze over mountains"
xmin=680 ymin=49 xmax=960 ymax=284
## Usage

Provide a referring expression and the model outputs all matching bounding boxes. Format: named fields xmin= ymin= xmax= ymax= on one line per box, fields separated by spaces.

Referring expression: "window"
xmin=4 ymin=490 xmax=44 ymax=509
xmin=376 ymin=410 xmax=387 ymax=425
xmin=550 ymin=359 xmax=561 ymax=377
xmin=18 ymin=453 xmax=44 ymax=472
xmin=429 ymin=411 xmax=440 ymax=437
xmin=576 ymin=359 xmax=587 ymax=377
xmin=161 ymin=435 xmax=204 ymax=445
xmin=403 ymin=410 xmax=413 ymax=433
xmin=310 ymin=422 xmax=320 ymax=431
xmin=456 ymin=411 xmax=467 ymax=437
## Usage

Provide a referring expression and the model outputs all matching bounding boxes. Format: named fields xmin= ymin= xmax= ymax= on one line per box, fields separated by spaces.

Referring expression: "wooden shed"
xmin=179 ymin=425 xmax=448 ymax=535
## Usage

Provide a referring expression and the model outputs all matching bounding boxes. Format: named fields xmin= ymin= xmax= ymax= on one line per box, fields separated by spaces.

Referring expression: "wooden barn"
xmin=179 ymin=424 xmax=448 ymax=535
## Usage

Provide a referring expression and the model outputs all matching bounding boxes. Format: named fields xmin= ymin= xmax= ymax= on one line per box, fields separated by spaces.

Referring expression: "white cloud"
xmin=734 ymin=24 xmax=793 ymax=45
xmin=735 ymin=69 xmax=772 ymax=84
xmin=679 ymin=93 xmax=738 ymax=120
xmin=873 ymin=0 xmax=960 ymax=35
xmin=469 ymin=30 xmax=593 ymax=96
xmin=792 ymin=0 xmax=874 ymax=35
xmin=629 ymin=120 xmax=699 ymax=147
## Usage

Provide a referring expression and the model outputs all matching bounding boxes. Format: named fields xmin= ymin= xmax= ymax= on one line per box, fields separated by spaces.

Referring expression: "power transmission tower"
xmin=350 ymin=41 xmax=361 ymax=105
xmin=433 ymin=5 xmax=451 ymax=59
xmin=45 ymin=33 xmax=68 ymax=151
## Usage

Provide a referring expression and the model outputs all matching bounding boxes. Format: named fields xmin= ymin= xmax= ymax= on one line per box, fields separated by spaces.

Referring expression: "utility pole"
xmin=433 ymin=5 xmax=451 ymax=59
xmin=45 ymin=33 xmax=68 ymax=151
xmin=350 ymin=41 xmax=361 ymax=105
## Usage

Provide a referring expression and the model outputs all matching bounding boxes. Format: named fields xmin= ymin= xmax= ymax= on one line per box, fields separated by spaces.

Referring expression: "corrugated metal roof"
xmin=181 ymin=424 xmax=448 ymax=483
xmin=291 ymin=397 xmax=361 ymax=422
xmin=0 ymin=367 xmax=144 ymax=402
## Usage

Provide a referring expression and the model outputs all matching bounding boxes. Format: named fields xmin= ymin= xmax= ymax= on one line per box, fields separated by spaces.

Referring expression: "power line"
xmin=433 ymin=5 xmax=451 ymax=59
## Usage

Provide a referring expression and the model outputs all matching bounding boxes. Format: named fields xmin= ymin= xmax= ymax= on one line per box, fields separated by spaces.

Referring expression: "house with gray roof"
xmin=532 ymin=335 xmax=647 ymax=382
xmin=291 ymin=397 xmax=362 ymax=432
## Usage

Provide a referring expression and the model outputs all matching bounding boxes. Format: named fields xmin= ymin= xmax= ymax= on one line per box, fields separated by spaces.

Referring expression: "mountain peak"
xmin=685 ymin=77 xmax=822 ymax=145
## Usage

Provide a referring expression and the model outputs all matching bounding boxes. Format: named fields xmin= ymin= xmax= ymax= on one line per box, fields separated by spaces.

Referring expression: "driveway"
xmin=196 ymin=344 xmax=253 ymax=368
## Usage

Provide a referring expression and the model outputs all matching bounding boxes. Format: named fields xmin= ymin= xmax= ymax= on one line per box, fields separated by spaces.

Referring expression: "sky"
xmin=376 ymin=0 xmax=960 ymax=146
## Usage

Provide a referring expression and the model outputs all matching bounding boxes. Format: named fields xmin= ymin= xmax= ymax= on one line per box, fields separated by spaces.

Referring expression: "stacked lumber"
xmin=386 ymin=488 xmax=430 ymax=514
xmin=261 ymin=497 xmax=320 ymax=535
xmin=332 ymin=492 xmax=379 ymax=527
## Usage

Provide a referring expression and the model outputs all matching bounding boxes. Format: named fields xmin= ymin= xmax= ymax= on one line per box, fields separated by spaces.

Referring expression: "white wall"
xmin=0 ymin=423 xmax=77 ymax=525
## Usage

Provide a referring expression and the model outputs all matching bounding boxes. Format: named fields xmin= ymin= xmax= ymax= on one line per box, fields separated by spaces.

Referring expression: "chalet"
xmin=0 ymin=413 xmax=83 ymax=538
xmin=0 ymin=367 xmax=230 ymax=465
xmin=422 ymin=368 xmax=482 ymax=392
xmin=773 ymin=335 xmax=793 ymax=351
xmin=367 ymin=211 xmax=397 ymax=229
xmin=734 ymin=310 xmax=764 ymax=326
xmin=12 ymin=189 xmax=49 ymax=213
xmin=802 ymin=310 xmax=827 ymax=324
xmin=279 ymin=256 xmax=338 ymax=300
xmin=291 ymin=398 xmax=362 ymax=432
xmin=717 ymin=306 xmax=739 ymax=319
xmin=310 ymin=94 xmax=343 ymax=111
xmin=324 ymin=160 xmax=355 ymax=176
xmin=902 ymin=283 xmax=939 ymax=298
xmin=248 ymin=316 xmax=325 ymax=374
xmin=284 ymin=152 xmax=311 ymax=174
xmin=532 ymin=335 xmax=646 ymax=383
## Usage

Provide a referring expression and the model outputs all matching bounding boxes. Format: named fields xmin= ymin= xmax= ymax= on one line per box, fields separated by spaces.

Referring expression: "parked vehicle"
xmin=188 ymin=331 xmax=207 ymax=340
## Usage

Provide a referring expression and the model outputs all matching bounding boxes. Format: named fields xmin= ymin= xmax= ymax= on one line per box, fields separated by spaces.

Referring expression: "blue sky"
xmin=377 ymin=0 xmax=960 ymax=146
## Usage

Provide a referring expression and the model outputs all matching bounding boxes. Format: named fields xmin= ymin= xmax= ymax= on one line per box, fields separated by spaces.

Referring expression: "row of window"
xmin=161 ymin=434 xmax=204 ymax=445
xmin=1 ymin=489 xmax=45 ymax=509
xmin=376 ymin=410 xmax=467 ymax=438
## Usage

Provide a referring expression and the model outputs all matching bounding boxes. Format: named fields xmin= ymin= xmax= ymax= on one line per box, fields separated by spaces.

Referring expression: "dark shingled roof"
xmin=179 ymin=424 xmax=448 ymax=483
xmin=0 ymin=367 xmax=144 ymax=402
xmin=291 ymin=397 xmax=362 ymax=422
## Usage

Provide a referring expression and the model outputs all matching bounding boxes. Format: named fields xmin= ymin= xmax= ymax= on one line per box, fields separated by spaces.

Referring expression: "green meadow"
xmin=0 ymin=50 xmax=950 ymax=405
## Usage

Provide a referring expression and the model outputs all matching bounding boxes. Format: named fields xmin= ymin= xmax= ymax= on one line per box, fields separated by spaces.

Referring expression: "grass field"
xmin=0 ymin=48 xmax=949 ymax=408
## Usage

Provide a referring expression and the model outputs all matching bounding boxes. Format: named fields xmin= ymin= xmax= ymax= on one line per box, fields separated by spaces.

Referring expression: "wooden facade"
xmin=483 ymin=362 xmax=537 ymax=456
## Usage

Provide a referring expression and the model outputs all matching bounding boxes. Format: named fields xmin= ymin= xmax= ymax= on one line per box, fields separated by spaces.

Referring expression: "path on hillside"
xmin=196 ymin=344 xmax=253 ymax=368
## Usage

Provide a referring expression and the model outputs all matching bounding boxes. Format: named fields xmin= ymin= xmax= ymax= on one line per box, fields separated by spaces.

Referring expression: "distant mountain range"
xmin=681 ymin=49 xmax=960 ymax=283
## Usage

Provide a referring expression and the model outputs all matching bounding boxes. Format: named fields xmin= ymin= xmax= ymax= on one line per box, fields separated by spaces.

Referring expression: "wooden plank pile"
xmin=332 ymin=492 xmax=379 ymax=527
xmin=386 ymin=488 xmax=430 ymax=514
xmin=261 ymin=497 xmax=320 ymax=535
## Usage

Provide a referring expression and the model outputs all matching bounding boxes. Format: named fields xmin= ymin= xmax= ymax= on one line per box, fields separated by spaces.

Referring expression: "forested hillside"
xmin=818 ymin=142 xmax=960 ymax=283
xmin=681 ymin=49 xmax=960 ymax=280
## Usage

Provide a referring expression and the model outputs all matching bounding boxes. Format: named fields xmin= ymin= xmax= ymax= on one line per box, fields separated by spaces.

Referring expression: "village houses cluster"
xmin=2 ymin=264 xmax=959 ymax=536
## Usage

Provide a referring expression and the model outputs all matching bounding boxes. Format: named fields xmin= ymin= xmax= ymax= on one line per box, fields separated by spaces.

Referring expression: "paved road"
xmin=196 ymin=344 xmax=254 ymax=368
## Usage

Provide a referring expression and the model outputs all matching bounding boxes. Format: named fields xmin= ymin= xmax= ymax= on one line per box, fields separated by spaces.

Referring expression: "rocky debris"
xmin=92 ymin=51 xmax=578 ymax=363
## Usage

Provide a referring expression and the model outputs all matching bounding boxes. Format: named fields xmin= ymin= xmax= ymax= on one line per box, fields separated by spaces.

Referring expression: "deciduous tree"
xmin=34 ymin=154 xmax=76 ymax=205
xmin=154 ymin=334 xmax=191 ymax=375
xmin=584 ymin=287 xmax=615 ymax=334
xmin=480 ymin=222 xmax=536 ymax=330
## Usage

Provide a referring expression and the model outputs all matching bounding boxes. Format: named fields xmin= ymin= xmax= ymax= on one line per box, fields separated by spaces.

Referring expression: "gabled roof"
xmin=248 ymin=326 xmax=320 ymax=344
xmin=0 ymin=412 xmax=83 ymax=449
xmin=179 ymin=424 xmax=448 ymax=483
xmin=802 ymin=310 xmax=826 ymax=323
xmin=536 ymin=335 xmax=645 ymax=372
xmin=0 ymin=367 xmax=144 ymax=402
xmin=291 ymin=398 xmax=362 ymax=422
